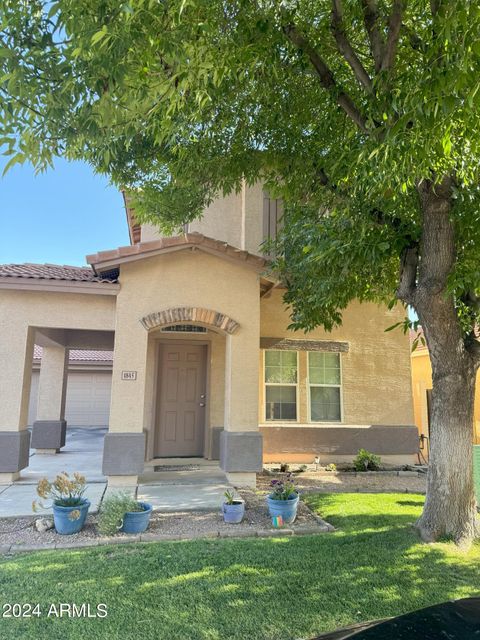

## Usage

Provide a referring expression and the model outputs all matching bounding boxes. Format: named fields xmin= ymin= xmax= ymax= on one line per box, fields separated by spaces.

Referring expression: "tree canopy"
xmin=1 ymin=1 xmax=480 ymax=331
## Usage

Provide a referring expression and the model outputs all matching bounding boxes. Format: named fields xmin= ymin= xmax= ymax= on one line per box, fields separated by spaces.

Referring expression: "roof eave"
xmin=0 ymin=277 xmax=120 ymax=295
xmin=87 ymin=234 xmax=274 ymax=278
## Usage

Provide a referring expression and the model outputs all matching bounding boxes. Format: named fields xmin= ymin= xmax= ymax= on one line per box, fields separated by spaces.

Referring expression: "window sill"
xmin=260 ymin=422 xmax=344 ymax=428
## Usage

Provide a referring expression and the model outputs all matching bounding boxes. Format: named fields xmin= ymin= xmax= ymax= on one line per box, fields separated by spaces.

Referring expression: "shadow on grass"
xmin=395 ymin=500 xmax=427 ymax=507
xmin=0 ymin=494 xmax=479 ymax=640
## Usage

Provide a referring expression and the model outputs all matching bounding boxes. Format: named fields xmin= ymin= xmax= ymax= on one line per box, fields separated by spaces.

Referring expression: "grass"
xmin=1 ymin=493 xmax=479 ymax=640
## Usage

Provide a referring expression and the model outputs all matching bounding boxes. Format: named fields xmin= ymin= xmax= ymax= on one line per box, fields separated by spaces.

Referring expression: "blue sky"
xmin=0 ymin=159 xmax=129 ymax=266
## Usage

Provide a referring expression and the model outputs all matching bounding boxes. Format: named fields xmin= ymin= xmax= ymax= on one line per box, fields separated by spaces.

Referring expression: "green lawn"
xmin=1 ymin=493 xmax=479 ymax=640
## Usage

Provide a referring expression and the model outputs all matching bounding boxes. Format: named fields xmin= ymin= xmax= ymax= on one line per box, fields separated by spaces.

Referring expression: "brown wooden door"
xmin=156 ymin=344 xmax=207 ymax=457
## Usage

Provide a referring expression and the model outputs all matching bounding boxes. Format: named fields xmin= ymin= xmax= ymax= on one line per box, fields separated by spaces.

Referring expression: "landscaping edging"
xmin=263 ymin=468 xmax=426 ymax=478
xmin=0 ymin=520 xmax=334 ymax=555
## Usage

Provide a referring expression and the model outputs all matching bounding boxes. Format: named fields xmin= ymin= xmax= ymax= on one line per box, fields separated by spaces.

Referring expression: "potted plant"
xmin=98 ymin=492 xmax=152 ymax=535
xmin=266 ymin=473 xmax=300 ymax=525
xmin=33 ymin=472 xmax=90 ymax=535
xmin=222 ymin=490 xmax=245 ymax=524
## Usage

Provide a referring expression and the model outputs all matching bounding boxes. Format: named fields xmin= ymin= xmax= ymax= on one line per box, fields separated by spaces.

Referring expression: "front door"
xmin=156 ymin=343 xmax=207 ymax=457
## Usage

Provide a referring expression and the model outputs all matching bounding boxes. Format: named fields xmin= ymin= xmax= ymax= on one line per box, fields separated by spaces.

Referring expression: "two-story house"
xmin=0 ymin=184 xmax=417 ymax=487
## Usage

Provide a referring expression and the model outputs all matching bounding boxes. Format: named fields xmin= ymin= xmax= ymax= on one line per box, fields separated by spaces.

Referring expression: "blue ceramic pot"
xmin=222 ymin=501 xmax=245 ymax=524
xmin=120 ymin=502 xmax=152 ymax=534
xmin=53 ymin=499 xmax=90 ymax=535
xmin=266 ymin=493 xmax=299 ymax=525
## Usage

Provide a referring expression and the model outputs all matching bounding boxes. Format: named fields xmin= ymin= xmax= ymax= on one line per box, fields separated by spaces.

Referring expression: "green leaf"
xmin=384 ymin=322 xmax=403 ymax=332
xmin=2 ymin=153 xmax=24 ymax=176
xmin=91 ymin=27 xmax=108 ymax=45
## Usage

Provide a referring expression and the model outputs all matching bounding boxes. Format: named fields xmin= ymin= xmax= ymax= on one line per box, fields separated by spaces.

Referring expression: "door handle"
xmin=199 ymin=402 xmax=206 ymax=407
xmin=200 ymin=394 xmax=206 ymax=399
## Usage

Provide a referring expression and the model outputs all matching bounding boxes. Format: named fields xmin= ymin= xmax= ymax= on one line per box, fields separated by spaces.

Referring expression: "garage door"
xmin=28 ymin=371 xmax=112 ymax=427
xmin=65 ymin=372 xmax=112 ymax=426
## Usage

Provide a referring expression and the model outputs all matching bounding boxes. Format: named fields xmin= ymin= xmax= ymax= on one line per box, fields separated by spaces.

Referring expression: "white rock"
xmin=35 ymin=518 xmax=54 ymax=533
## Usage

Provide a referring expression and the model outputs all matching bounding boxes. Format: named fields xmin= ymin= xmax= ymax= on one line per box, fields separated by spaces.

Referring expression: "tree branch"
xmin=381 ymin=0 xmax=406 ymax=71
xmin=397 ymin=244 xmax=418 ymax=304
xmin=361 ymin=0 xmax=385 ymax=72
xmin=283 ymin=23 xmax=370 ymax=134
xmin=331 ymin=0 xmax=373 ymax=93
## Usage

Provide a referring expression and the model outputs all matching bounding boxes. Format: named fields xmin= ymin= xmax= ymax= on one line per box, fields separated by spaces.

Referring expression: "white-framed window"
xmin=264 ymin=350 xmax=298 ymax=421
xmin=308 ymin=352 xmax=342 ymax=422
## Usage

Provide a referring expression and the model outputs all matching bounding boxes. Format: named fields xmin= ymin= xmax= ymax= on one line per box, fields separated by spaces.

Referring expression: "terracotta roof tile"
xmin=0 ymin=263 xmax=118 ymax=283
xmin=87 ymin=233 xmax=270 ymax=273
xmin=33 ymin=345 xmax=113 ymax=362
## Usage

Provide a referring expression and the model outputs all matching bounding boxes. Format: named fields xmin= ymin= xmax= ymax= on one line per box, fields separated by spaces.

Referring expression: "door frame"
xmin=153 ymin=338 xmax=211 ymax=458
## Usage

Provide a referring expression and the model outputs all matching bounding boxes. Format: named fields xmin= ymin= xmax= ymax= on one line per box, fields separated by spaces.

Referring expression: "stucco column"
xmin=220 ymin=326 xmax=262 ymax=488
xmin=0 ymin=325 xmax=35 ymax=482
xmin=102 ymin=324 xmax=148 ymax=486
xmin=31 ymin=345 xmax=69 ymax=454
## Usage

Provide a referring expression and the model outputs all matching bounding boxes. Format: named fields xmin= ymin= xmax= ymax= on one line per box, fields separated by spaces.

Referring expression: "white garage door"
xmin=66 ymin=372 xmax=112 ymax=426
xmin=28 ymin=371 xmax=112 ymax=427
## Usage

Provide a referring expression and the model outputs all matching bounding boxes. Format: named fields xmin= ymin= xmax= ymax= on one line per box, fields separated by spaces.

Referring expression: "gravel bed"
xmin=0 ymin=490 xmax=332 ymax=552
xmin=257 ymin=471 xmax=426 ymax=494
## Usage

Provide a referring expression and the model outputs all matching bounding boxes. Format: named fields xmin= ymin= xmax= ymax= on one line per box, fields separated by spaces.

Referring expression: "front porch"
xmin=0 ymin=427 xmax=232 ymax=517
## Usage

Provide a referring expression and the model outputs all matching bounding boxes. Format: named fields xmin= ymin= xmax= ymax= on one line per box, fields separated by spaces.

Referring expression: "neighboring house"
xmin=0 ymin=185 xmax=418 ymax=486
xmin=410 ymin=329 xmax=480 ymax=450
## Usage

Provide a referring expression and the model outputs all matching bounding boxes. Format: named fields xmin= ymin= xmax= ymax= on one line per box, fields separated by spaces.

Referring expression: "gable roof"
xmin=122 ymin=191 xmax=141 ymax=245
xmin=87 ymin=232 xmax=271 ymax=274
xmin=0 ymin=263 xmax=117 ymax=283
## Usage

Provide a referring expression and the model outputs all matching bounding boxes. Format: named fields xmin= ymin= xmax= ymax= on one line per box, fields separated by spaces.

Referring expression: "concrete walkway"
xmin=0 ymin=428 xmax=231 ymax=518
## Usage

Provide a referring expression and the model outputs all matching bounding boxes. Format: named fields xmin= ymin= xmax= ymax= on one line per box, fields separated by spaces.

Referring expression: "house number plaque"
xmin=121 ymin=370 xmax=137 ymax=381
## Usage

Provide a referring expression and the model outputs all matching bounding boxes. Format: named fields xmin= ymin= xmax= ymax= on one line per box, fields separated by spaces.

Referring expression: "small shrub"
xmin=325 ymin=463 xmax=337 ymax=472
xmin=353 ymin=449 xmax=382 ymax=472
xmin=98 ymin=492 xmax=143 ymax=536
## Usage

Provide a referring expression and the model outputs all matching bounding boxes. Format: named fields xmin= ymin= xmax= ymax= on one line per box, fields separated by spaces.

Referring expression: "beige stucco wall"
xmin=0 ymin=289 xmax=116 ymax=332
xmin=0 ymin=289 xmax=116 ymax=431
xmin=260 ymin=291 xmax=414 ymax=427
xmin=108 ymin=250 xmax=260 ymax=457
xmin=35 ymin=345 xmax=68 ymax=421
xmin=243 ymin=182 xmax=265 ymax=254
xmin=189 ymin=190 xmax=243 ymax=248
xmin=140 ymin=183 xmax=266 ymax=255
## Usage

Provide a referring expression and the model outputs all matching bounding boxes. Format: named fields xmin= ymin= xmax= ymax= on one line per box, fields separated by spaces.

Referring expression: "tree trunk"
xmin=416 ymin=368 xmax=477 ymax=547
xmin=402 ymin=177 xmax=479 ymax=548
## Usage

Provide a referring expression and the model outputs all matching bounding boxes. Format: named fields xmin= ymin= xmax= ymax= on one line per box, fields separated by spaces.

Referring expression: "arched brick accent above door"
xmin=140 ymin=307 xmax=240 ymax=335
